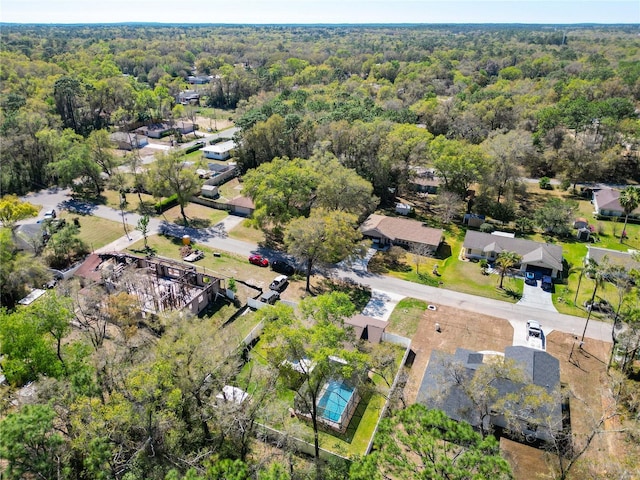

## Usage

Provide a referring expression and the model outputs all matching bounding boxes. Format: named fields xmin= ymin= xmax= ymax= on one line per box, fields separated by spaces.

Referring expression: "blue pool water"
xmin=317 ymin=380 xmax=355 ymax=423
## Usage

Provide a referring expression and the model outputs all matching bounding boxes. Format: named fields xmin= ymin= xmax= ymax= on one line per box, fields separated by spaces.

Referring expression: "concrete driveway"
xmin=517 ymin=279 xmax=557 ymax=312
xmin=361 ymin=289 xmax=404 ymax=321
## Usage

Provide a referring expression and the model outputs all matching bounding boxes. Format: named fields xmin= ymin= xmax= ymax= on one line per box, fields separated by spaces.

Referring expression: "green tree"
xmin=430 ymin=135 xmax=489 ymax=198
xmin=0 ymin=195 xmax=39 ymax=228
xmin=242 ymin=157 xmax=318 ymax=231
xmin=0 ymin=404 xmax=65 ymax=480
xmin=495 ymin=251 xmax=522 ymax=289
xmin=482 ymin=130 xmax=531 ymax=203
xmin=136 ymin=214 xmax=151 ymax=250
xmin=349 ymin=405 xmax=512 ymax=480
xmin=87 ymin=129 xmax=119 ymax=176
xmin=0 ymin=228 xmax=51 ymax=308
xmin=312 ymin=153 xmax=377 ymax=218
xmin=534 ymin=198 xmax=578 ymax=237
xmin=147 ymin=150 xmax=200 ymax=226
xmin=45 ymin=222 xmax=88 ymax=268
xmin=284 ymin=209 xmax=364 ymax=292
xmin=581 ymin=257 xmax=610 ymax=342
xmin=618 ymin=186 xmax=640 ymax=243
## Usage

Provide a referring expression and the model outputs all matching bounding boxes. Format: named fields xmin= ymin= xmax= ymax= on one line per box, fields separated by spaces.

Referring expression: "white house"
xmin=202 ymin=140 xmax=236 ymax=160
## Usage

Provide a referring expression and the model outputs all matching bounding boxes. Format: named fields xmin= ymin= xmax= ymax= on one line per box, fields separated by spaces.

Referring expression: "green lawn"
xmin=59 ymin=211 xmax=126 ymax=250
xmin=387 ymin=298 xmax=429 ymax=337
xmin=382 ymin=226 xmax=522 ymax=303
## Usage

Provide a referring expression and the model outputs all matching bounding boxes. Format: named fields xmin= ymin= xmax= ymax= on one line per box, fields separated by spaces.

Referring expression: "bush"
xmin=154 ymin=194 xmax=179 ymax=214
xmin=539 ymin=177 xmax=553 ymax=190
xmin=480 ymin=222 xmax=495 ymax=233
xmin=560 ymin=179 xmax=571 ymax=191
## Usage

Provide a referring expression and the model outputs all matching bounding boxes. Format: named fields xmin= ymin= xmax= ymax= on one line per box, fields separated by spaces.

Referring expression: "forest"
xmin=1 ymin=23 xmax=640 ymax=480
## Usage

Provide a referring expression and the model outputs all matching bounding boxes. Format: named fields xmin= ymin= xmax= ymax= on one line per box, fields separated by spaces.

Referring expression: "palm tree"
xmin=580 ymin=257 xmax=610 ymax=342
xmin=495 ymin=251 xmax=521 ymax=289
xmin=619 ymin=186 xmax=640 ymax=243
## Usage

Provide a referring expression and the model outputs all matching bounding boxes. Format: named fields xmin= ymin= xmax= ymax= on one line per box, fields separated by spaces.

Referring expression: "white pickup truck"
xmin=526 ymin=320 xmax=544 ymax=350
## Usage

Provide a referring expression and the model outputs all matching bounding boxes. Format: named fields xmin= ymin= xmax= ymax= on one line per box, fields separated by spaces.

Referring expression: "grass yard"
xmin=100 ymin=188 xmax=157 ymax=214
xmin=378 ymin=226 xmax=523 ymax=304
xmin=162 ymin=203 xmax=228 ymax=228
xmin=58 ymin=211 xmax=126 ymax=250
xmin=227 ymin=219 xmax=266 ymax=244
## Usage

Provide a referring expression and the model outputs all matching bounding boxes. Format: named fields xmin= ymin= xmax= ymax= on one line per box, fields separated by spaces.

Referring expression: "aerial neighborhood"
xmin=1 ymin=22 xmax=640 ymax=480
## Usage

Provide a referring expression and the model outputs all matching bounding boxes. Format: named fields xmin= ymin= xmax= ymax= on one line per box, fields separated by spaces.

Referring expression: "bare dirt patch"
xmin=399 ymin=303 xmax=628 ymax=479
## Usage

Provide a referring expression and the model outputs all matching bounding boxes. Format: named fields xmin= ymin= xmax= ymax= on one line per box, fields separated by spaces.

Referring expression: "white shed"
xmin=202 ymin=140 xmax=236 ymax=160
xmin=201 ymin=185 xmax=219 ymax=199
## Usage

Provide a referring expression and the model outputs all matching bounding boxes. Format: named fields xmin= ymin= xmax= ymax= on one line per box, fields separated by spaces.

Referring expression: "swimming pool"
xmin=317 ymin=380 xmax=355 ymax=423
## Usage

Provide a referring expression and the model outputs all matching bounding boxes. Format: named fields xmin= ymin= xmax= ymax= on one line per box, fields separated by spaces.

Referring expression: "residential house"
xmin=135 ymin=121 xmax=196 ymax=139
xmin=202 ymin=140 xmax=236 ymax=160
xmin=417 ymin=346 xmax=562 ymax=443
xmin=462 ymin=230 xmax=563 ymax=278
xmin=360 ymin=214 xmax=444 ymax=253
xmin=586 ymin=246 xmax=640 ymax=272
xmin=227 ymin=196 xmax=255 ymax=217
xmin=409 ymin=166 xmax=440 ymax=194
xmin=188 ymin=75 xmax=211 ymax=84
xmin=177 ymin=90 xmax=201 ymax=105
xmin=593 ymin=188 xmax=640 ymax=219
xmin=109 ymin=131 xmax=148 ymax=150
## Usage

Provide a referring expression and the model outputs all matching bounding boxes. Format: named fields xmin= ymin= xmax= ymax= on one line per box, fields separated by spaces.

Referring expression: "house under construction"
xmin=75 ymin=253 xmax=223 ymax=316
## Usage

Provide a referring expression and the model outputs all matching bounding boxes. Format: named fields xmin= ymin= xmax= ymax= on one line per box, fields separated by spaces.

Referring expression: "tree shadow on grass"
xmin=502 ymin=287 xmax=522 ymax=300
xmin=174 ymin=217 xmax=212 ymax=229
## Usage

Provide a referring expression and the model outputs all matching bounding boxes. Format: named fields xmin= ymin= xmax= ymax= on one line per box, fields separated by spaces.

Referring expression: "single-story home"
xmin=177 ymin=90 xmax=201 ymax=105
xmin=360 ymin=214 xmax=444 ymax=253
xmin=135 ymin=121 xmax=196 ymax=139
xmin=593 ymin=188 xmax=640 ymax=219
xmin=586 ymin=246 xmax=640 ymax=272
xmin=409 ymin=166 xmax=440 ymax=194
xmin=463 ymin=230 xmax=564 ymax=278
xmin=202 ymin=140 xmax=236 ymax=160
xmin=227 ymin=196 xmax=255 ymax=217
xmin=188 ymin=75 xmax=211 ymax=84
xmin=417 ymin=346 xmax=562 ymax=444
xmin=109 ymin=132 xmax=148 ymax=150
xmin=345 ymin=314 xmax=387 ymax=344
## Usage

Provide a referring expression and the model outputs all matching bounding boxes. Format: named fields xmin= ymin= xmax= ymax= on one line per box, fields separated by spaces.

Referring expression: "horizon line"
xmin=2 ymin=21 xmax=638 ymax=26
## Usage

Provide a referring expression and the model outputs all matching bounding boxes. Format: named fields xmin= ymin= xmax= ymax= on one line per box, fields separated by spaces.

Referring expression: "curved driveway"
xmin=21 ymin=186 xmax=612 ymax=345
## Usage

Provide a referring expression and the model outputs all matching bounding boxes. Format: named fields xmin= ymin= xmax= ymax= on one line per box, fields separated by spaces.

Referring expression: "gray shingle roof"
xmin=463 ymin=230 xmax=563 ymax=272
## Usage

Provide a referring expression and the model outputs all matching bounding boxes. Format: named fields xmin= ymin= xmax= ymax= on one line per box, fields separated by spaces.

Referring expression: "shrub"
xmin=480 ymin=222 xmax=495 ymax=233
xmin=539 ymin=177 xmax=553 ymax=190
xmin=154 ymin=194 xmax=179 ymax=214
xmin=560 ymin=179 xmax=571 ymax=191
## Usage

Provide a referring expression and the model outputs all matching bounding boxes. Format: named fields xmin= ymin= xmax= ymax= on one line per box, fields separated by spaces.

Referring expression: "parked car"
xmin=43 ymin=209 xmax=56 ymax=220
xmin=269 ymin=275 xmax=289 ymax=292
xmin=259 ymin=290 xmax=280 ymax=304
xmin=541 ymin=275 xmax=553 ymax=292
xmin=526 ymin=320 xmax=542 ymax=339
xmin=271 ymin=260 xmax=295 ymax=275
xmin=249 ymin=254 xmax=269 ymax=267
xmin=525 ymin=272 xmax=537 ymax=286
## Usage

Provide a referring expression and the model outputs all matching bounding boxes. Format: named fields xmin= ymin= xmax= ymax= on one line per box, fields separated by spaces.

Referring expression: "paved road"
xmin=20 ymin=187 xmax=613 ymax=345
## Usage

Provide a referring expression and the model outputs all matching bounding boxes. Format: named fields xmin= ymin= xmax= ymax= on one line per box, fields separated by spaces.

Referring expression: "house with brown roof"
xmin=345 ymin=314 xmax=387 ymax=344
xmin=463 ymin=230 xmax=563 ymax=278
xmin=593 ymin=188 xmax=640 ymax=219
xmin=360 ymin=214 xmax=444 ymax=253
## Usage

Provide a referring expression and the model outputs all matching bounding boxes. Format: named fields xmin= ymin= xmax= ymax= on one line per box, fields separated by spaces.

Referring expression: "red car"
xmin=249 ymin=254 xmax=269 ymax=267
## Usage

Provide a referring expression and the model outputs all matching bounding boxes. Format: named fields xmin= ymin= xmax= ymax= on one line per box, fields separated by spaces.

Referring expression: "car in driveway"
xmin=271 ymin=260 xmax=295 ymax=275
xmin=541 ymin=275 xmax=553 ymax=292
xmin=249 ymin=254 xmax=269 ymax=267
xmin=525 ymin=272 xmax=537 ymax=286
xmin=269 ymin=275 xmax=289 ymax=292
xmin=526 ymin=320 xmax=542 ymax=339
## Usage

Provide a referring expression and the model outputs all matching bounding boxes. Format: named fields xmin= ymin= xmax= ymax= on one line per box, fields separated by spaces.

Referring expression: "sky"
xmin=1 ymin=0 xmax=639 ymax=25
